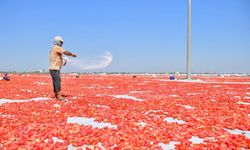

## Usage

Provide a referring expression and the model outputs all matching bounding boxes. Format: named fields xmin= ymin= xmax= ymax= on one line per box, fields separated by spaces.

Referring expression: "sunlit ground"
xmin=0 ymin=74 xmax=250 ymax=149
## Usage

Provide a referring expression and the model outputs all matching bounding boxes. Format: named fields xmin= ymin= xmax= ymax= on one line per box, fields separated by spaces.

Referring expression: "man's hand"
xmin=63 ymin=51 xmax=77 ymax=57
xmin=71 ymin=53 xmax=77 ymax=57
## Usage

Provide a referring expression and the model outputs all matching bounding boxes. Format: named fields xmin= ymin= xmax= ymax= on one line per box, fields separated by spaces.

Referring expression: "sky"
xmin=0 ymin=0 xmax=249 ymax=73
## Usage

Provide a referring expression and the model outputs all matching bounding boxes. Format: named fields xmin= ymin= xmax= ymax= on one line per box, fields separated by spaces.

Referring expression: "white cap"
xmin=54 ymin=36 xmax=64 ymax=43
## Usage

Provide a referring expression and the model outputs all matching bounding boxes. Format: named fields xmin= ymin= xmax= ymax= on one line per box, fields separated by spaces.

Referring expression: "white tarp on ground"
xmin=188 ymin=136 xmax=204 ymax=144
xmin=158 ymin=141 xmax=180 ymax=150
xmin=111 ymin=95 xmax=144 ymax=101
xmin=159 ymin=136 xmax=207 ymax=150
xmin=225 ymin=129 xmax=250 ymax=138
xmin=164 ymin=117 xmax=186 ymax=124
xmin=0 ymin=97 xmax=51 ymax=105
xmin=67 ymin=117 xmax=117 ymax=129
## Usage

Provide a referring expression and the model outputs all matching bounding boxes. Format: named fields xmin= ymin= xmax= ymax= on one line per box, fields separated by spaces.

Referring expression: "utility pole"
xmin=186 ymin=0 xmax=191 ymax=79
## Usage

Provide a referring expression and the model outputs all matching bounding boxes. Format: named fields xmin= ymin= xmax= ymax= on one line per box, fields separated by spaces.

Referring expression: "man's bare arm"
xmin=63 ymin=51 xmax=77 ymax=57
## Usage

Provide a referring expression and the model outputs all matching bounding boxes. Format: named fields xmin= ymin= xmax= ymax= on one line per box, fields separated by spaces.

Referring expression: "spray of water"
xmin=66 ymin=51 xmax=112 ymax=70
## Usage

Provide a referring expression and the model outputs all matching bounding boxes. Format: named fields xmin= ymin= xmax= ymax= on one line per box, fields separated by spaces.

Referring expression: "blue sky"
xmin=0 ymin=0 xmax=249 ymax=73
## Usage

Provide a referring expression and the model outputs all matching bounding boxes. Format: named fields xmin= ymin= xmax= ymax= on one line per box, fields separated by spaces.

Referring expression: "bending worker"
xmin=49 ymin=36 xmax=77 ymax=100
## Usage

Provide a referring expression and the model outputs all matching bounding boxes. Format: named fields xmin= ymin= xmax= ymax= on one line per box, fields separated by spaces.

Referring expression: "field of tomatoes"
xmin=0 ymin=74 xmax=250 ymax=149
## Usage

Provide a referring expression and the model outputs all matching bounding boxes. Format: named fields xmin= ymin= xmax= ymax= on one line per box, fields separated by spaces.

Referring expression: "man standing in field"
xmin=49 ymin=36 xmax=77 ymax=100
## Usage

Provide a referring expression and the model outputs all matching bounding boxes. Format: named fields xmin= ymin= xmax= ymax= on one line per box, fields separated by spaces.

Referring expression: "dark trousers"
xmin=49 ymin=70 xmax=61 ymax=92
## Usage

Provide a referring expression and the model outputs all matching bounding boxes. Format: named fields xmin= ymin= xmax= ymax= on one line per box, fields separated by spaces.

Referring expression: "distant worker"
xmin=49 ymin=36 xmax=77 ymax=100
xmin=2 ymin=73 xmax=10 ymax=81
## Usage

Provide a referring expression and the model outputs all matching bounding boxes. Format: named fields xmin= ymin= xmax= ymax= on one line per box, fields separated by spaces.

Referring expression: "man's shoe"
xmin=57 ymin=96 xmax=65 ymax=101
